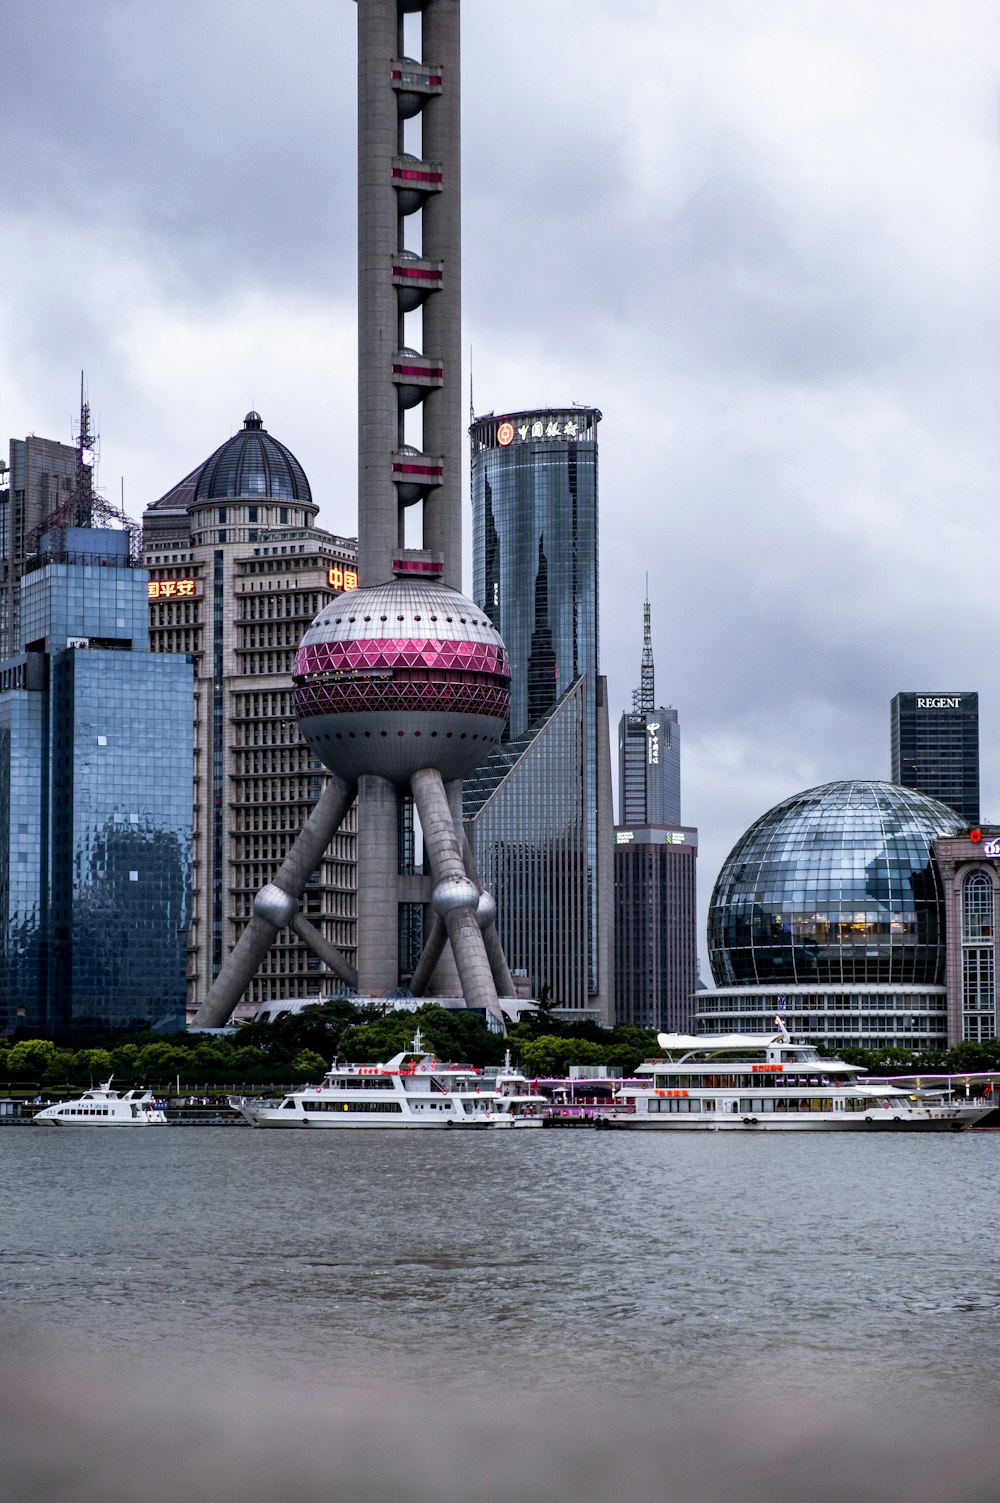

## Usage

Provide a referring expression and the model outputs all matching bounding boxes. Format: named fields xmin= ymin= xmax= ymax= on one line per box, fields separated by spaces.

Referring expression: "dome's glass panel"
xmin=708 ymin=780 xmax=965 ymax=988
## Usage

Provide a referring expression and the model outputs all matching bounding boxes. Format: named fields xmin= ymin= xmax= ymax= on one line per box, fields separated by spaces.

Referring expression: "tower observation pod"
xmin=192 ymin=0 xmax=516 ymax=1027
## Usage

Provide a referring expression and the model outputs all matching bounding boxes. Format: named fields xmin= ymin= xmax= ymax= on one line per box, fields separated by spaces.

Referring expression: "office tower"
xmin=0 ymin=423 xmax=192 ymax=1035
xmin=613 ymin=827 xmax=698 ymax=1032
xmin=613 ymin=595 xmax=697 ymax=1031
xmin=192 ymin=0 xmax=514 ymax=1027
xmin=890 ymin=693 xmax=979 ymax=823
xmin=0 ymin=434 xmax=80 ymax=660
xmin=618 ymin=593 xmax=680 ymax=826
xmin=466 ymin=408 xmax=615 ymax=1021
xmin=142 ymin=411 xmax=359 ymax=1018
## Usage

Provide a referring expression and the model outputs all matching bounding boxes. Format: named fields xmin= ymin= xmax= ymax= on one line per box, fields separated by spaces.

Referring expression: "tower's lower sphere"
xmin=293 ymin=579 xmax=511 ymax=785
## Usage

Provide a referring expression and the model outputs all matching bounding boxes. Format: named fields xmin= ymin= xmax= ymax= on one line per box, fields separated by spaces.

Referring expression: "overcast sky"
xmin=4 ymin=0 xmax=1000 ymax=967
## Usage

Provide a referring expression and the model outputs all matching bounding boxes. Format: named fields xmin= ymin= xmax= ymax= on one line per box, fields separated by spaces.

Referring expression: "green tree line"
xmin=0 ymin=1002 xmax=665 ymax=1090
xmin=8 ymin=1003 xmax=991 ymax=1093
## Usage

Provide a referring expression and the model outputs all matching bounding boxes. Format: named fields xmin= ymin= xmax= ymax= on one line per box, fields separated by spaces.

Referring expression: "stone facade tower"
xmin=193 ymin=0 xmax=515 ymax=1026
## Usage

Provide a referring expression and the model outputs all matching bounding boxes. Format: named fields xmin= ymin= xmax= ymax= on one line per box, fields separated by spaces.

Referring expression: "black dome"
xmin=195 ymin=412 xmax=312 ymax=503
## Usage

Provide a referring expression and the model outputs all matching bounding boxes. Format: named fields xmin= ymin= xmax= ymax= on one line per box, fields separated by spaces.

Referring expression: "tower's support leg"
xmin=462 ymin=833 xmax=517 ymax=999
xmin=191 ymin=775 xmax=356 ymax=1027
xmin=410 ymin=767 xmax=499 ymax=1013
xmin=427 ymin=779 xmax=463 ymax=996
xmin=356 ymin=775 xmax=399 ymax=994
xmin=289 ymin=914 xmax=359 ymax=992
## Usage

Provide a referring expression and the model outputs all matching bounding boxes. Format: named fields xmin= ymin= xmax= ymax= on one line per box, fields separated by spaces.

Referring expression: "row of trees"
xmin=0 ymin=1001 xmax=665 ymax=1089
xmin=6 ymin=1003 xmax=998 ymax=1090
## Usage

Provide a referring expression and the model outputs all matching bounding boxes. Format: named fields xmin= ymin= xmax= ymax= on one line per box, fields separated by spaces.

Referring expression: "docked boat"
xmin=236 ymin=1031 xmax=515 ymax=1129
xmin=492 ymin=1051 xmax=546 ymax=1127
xmin=597 ymin=1024 xmax=991 ymax=1132
xmin=33 ymin=1078 xmax=168 ymax=1127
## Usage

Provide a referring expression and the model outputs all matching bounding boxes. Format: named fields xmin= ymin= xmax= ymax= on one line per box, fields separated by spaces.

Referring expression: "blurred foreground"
xmin=1 ymin=1345 xmax=996 ymax=1503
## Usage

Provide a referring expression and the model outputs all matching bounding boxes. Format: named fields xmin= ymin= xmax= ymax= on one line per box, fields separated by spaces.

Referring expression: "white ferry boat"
xmin=492 ymin=1051 xmax=546 ymax=1127
xmin=33 ymin=1079 xmax=168 ymax=1128
xmin=237 ymin=1032 xmax=515 ymax=1129
xmin=598 ymin=1025 xmax=991 ymax=1132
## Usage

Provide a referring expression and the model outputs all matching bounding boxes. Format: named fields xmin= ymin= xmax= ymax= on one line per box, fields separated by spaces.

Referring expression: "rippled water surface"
xmin=4 ymin=1128 xmax=1000 ymax=1410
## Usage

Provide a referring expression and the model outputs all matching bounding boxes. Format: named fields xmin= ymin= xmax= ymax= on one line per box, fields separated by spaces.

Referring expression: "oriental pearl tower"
xmin=193 ymin=0 xmax=515 ymax=1026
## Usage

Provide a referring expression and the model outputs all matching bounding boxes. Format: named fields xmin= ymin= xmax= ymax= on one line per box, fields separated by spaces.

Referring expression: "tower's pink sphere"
xmin=293 ymin=579 xmax=511 ymax=785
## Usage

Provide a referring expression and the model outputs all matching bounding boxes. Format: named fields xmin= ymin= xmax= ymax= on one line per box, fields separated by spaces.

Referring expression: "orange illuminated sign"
xmin=328 ymin=567 xmax=359 ymax=591
xmin=752 ymin=1064 xmax=783 ymax=1073
xmin=497 ymin=421 xmax=514 ymax=446
xmin=148 ymin=579 xmax=196 ymax=599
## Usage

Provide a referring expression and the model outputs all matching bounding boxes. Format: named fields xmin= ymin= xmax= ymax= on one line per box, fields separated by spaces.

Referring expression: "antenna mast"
xmin=631 ymin=578 xmax=655 ymax=714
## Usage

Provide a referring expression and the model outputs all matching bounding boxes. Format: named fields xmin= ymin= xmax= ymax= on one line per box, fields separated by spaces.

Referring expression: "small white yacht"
xmin=33 ymin=1078 xmax=168 ymax=1128
xmin=598 ymin=1024 xmax=991 ymax=1132
xmin=237 ymin=1031 xmax=515 ymax=1129
xmin=492 ymin=1051 xmax=546 ymax=1127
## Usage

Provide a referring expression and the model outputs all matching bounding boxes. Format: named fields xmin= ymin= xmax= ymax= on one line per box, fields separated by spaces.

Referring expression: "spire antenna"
xmin=639 ymin=585 xmax=654 ymax=713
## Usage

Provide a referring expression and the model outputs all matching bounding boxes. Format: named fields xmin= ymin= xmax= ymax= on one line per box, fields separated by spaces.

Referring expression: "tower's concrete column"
xmin=420 ymin=0 xmax=462 ymax=588
xmin=192 ymin=774 xmax=356 ymax=1027
xmin=358 ymin=0 xmax=402 ymax=586
xmin=411 ymin=766 xmax=498 ymax=1011
xmin=356 ymin=774 xmax=400 ymax=993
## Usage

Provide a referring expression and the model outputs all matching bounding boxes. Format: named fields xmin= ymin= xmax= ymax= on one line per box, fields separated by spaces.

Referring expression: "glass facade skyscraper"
xmin=890 ymin=692 xmax=979 ymax=824
xmin=0 ymin=528 xmax=192 ymax=1036
xmin=468 ymin=408 xmax=613 ymax=1018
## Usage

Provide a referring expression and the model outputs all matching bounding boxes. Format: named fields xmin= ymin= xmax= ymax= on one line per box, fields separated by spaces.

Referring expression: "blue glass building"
xmin=0 ymin=528 xmax=192 ymax=1035
xmin=468 ymin=409 xmax=613 ymax=1020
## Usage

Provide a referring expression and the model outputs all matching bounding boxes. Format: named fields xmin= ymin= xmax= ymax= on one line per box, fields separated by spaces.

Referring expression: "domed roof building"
xmin=697 ymin=780 xmax=969 ymax=1054
xmin=141 ymin=412 xmax=359 ymax=1022
xmin=195 ymin=412 xmax=312 ymax=504
xmin=709 ymin=780 xmax=965 ymax=989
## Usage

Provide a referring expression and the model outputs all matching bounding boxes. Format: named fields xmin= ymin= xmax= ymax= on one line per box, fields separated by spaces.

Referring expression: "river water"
xmin=4 ymin=1126 xmax=1000 ymax=1415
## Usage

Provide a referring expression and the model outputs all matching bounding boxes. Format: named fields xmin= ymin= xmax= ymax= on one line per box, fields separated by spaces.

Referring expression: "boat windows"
xmin=304 ymin=1100 xmax=404 ymax=1113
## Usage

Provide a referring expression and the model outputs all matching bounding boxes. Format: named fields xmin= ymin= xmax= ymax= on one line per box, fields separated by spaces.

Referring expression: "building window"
xmin=962 ymin=870 xmax=996 ymax=1039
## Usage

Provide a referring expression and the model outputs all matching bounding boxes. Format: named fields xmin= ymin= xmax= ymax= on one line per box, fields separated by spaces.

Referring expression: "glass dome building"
xmin=710 ymin=780 xmax=965 ymax=986
xmin=698 ymin=781 xmax=967 ymax=1051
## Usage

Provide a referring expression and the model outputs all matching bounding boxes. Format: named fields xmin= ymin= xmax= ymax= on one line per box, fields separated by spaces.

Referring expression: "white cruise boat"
xmin=598 ymin=1025 xmax=991 ymax=1132
xmin=237 ymin=1031 xmax=515 ymax=1129
xmin=33 ymin=1078 xmax=168 ymax=1128
xmin=492 ymin=1051 xmax=546 ymax=1127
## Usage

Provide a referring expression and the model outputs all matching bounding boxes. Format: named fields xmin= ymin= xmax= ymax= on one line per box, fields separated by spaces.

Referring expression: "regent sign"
xmin=917 ymin=697 xmax=961 ymax=708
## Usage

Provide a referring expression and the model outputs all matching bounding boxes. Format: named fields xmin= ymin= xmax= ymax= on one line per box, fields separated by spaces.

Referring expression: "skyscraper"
xmin=613 ymin=595 xmax=696 ymax=1031
xmin=467 ymin=408 xmax=614 ymax=1020
xmin=0 ymin=498 xmax=192 ymax=1035
xmin=142 ymin=412 xmax=359 ymax=1018
xmin=0 ymin=433 xmax=80 ymax=660
xmin=192 ymin=0 xmax=515 ymax=1027
xmin=890 ymin=692 xmax=979 ymax=824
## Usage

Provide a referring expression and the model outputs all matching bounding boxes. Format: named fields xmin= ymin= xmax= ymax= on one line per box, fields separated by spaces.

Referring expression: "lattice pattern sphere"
xmin=294 ymin=580 xmax=511 ymax=784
